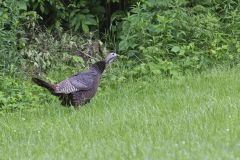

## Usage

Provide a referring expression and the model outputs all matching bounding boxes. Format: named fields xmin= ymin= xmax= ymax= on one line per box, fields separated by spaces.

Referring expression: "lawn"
xmin=0 ymin=68 xmax=240 ymax=160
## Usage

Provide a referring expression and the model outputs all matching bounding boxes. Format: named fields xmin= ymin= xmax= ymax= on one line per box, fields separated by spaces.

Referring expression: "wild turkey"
xmin=32 ymin=52 xmax=118 ymax=107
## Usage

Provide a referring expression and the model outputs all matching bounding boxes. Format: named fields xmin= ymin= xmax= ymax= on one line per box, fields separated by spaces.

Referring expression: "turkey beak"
xmin=111 ymin=53 xmax=118 ymax=62
xmin=106 ymin=53 xmax=118 ymax=63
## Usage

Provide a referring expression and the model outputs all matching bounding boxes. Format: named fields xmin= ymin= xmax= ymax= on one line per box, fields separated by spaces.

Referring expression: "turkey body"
xmin=32 ymin=52 xmax=117 ymax=107
xmin=58 ymin=68 xmax=102 ymax=106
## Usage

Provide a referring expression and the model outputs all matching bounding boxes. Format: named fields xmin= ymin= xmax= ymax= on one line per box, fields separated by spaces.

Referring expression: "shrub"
xmin=0 ymin=76 xmax=57 ymax=111
xmin=118 ymin=0 xmax=240 ymax=77
xmin=0 ymin=0 xmax=39 ymax=76
xmin=19 ymin=29 xmax=89 ymax=73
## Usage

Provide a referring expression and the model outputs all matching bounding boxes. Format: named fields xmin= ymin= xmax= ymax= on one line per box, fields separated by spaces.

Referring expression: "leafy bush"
xmin=26 ymin=0 xmax=103 ymax=32
xmin=19 ymin=29 xmax=90 ymax=72
xmin=25 ymin=0 xmax=139 ymax=33
xmin=0 ymin=76 xmax=58 ymax=111
xmin=118 ymin=0 xmax=240 ymax=77
xmin=0 ymin=0 xmax=39 ymax=75
xmin=0 ymin=0 xmax=139 ymax=76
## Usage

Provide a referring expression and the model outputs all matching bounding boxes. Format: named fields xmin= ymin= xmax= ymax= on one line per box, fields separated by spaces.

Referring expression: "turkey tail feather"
xmin=32 ymin=77 xmax=56 ymax=94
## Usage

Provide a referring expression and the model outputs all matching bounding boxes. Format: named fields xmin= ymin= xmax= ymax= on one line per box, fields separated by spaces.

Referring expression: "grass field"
xmin=1 ymin=68 xmax=240 ymax=160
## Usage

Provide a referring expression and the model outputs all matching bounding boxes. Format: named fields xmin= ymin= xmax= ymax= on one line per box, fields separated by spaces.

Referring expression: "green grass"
xmin=1 ymin=68 xmax=240 ymax=159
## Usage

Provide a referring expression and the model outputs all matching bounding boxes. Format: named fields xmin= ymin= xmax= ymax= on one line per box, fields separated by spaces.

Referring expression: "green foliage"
xmin=0 ymin=0 xmax=39 ymax=75
xmin=118 ymin=0 xmax=240 ymax=77
xmin=19 ymin=29 xmax=89 ymax=72
xmin=0 ymin=0 xmax=137 ymax=76
xmin=0 ymin=76 xmax=57 ymax=111
xmin=26 ymin=0 xmax=141 ymax=33
xmin=68 ymin=1 xmax=101 ymax=32
xmin=26 ymin=0 xmax=104 ymax=32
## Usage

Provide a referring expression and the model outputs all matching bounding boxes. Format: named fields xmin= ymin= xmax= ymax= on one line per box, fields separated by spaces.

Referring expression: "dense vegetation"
xmin=1 ymin=0 xmax=240 ymax=109
xmin=119 ymin=0 xmax=240 ymax=77
xmin=1 ymin=0 xmax=240 ymax=75
xmin=0 ymin=2 xmax=239 ymax=108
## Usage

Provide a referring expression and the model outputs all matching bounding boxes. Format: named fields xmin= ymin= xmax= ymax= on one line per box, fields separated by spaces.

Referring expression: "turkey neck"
xmin=92 ymin=61 xmax=106 ymax=74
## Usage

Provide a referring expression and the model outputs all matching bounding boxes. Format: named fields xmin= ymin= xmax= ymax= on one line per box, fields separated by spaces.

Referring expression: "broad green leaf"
xmin=17 ymin=0 xmax=27 ymax=10
xmin=171 ymin=46 xmax=180 ymax=53
xmin=84 ymin=17 xmax=97 ymax=25
xmin=74 ymin=22 xmax=81 ymax=31
xmin=40 ymin=4 xmax=45 ymax=13
xmin=119 ymin=40 xmax=128 ymax=51
xmin=82 ymin=23 xmax=89 ymax=33
xmin=72 ymin=56 xmax=84 ymax=64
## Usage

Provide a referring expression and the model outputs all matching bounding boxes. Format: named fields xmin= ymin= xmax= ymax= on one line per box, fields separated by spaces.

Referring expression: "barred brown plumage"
xmin=32 ymin=53 xmax=118 ymax=107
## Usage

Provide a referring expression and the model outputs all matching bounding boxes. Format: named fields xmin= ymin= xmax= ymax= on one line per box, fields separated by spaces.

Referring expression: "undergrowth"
xmin=118 ymin=0 xmax=240 ymax=77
